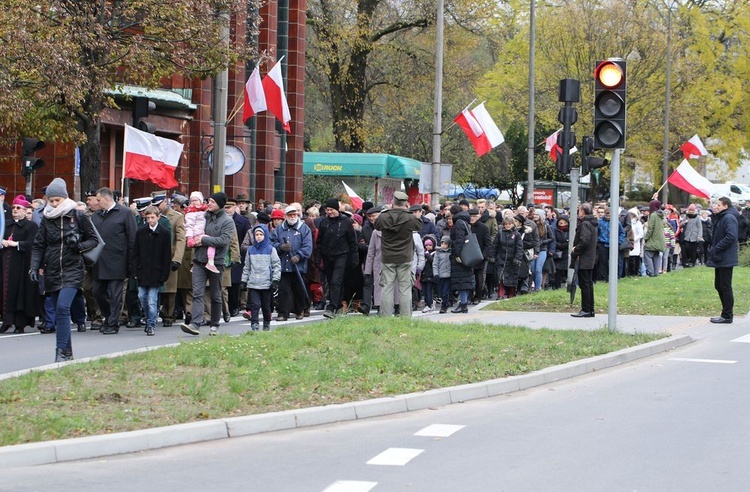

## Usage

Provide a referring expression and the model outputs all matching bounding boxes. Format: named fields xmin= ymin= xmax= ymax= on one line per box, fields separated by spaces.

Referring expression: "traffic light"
xmin=581 ymin=135 xmax=609 ymax=175
xmin=593 ymin=59 xmax=626 ymax=150
xmin=21 ymin=138 xmax=45 ymax=178
xmin=556 ymin=78 xmax=580 ymax=175
xmin=132 ymin=96 xmax=156 ymax=133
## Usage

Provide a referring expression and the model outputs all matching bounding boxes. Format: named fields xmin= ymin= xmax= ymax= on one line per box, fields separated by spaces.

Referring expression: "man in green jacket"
xmin=374 ymin=192 xmax=422 ymax=317
xmin=642 ymin=199 xmax=667 ymax=276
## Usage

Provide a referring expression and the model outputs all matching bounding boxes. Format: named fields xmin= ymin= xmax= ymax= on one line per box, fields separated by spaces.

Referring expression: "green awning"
xmin=303 ymin=152 xmax=421 ymax=179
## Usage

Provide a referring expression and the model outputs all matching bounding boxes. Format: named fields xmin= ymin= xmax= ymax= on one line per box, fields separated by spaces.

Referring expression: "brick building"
xmin=0 ymin=0 xmax=305 ymax=208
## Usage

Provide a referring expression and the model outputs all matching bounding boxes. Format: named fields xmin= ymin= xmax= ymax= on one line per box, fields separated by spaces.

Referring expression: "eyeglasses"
xmin=12 ymin=206 xmax=26 ymax=210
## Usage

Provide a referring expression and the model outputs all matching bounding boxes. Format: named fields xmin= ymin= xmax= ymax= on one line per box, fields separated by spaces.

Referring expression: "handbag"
xmin=524 ymin=248 xmax=535 ymax=262
xmin=459 ymin=221 xmax=484 ymax=268
xmin=618 ymin=239 xmax=633 ymax=251
xmin=76 ymin=212 xmax=105 ymax=267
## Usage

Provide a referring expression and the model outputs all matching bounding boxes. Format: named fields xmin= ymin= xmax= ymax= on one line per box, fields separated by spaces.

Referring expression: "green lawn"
xmin=484 ymin=266 xmax=749 ymax=316
xmin=0 ymin=318 xmax=661 ymax=446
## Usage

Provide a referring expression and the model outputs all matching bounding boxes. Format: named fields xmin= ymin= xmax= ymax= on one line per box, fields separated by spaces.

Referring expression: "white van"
xmin=711 ymin=183 xmax=750 ymax=207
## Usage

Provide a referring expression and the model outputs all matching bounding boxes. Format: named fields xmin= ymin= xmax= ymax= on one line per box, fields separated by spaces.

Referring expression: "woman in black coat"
xmin=552 ymin=215 xmax=570 ymax=289
xmin=30 ymin=179 xmax=99 ymax=362
xmin=449 ymin=207 xmax=475 ymax=313
xmin=493 ymin=216 xmax=523 ymax=299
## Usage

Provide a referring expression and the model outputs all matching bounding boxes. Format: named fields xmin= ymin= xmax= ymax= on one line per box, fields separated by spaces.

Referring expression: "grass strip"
xmin=484 ymin=266 xmax=749 ymax=316
xmin=0 ymin=318 xmax=662 ymax=446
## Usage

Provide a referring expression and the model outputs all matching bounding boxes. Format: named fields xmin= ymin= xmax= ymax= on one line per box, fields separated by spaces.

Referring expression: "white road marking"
xmin=730 ymin=333 xmax=750 ymax=343
xmin=668 ymin=357 xmax=737 ymax=364
xmin=0 ymin=332 xmax=39 ymax=339
xmin=414 ymin=424 xmax=465 ymax=437
xmin=322 ymin=480 xmax=378 ymax=492
xmin=367 ymin=447 xmax=424 ymax=466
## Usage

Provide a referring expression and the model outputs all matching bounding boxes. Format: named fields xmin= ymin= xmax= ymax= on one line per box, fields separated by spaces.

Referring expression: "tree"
xmin=0 ymin=0 xmax=257 ymax=193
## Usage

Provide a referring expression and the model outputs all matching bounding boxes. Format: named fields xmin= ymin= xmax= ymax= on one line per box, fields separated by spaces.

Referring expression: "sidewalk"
xmin=0 ymin=301 xmax=720 ymax=469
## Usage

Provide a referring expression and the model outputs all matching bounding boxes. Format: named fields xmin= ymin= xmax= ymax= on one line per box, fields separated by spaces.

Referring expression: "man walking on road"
xmin=570 ymin=203 xmax=598 ymax=318
xmin=706 ymin=197 xmax=740 ymax=324
xmin=374 ymin=191 xmax=422 ymax=317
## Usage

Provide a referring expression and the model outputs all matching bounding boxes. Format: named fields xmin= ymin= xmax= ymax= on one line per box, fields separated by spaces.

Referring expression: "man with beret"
xmin=374 ymin=191 xmax=423 ymax=317
xmin=181 ymin=191 xmax=235 ymax=336
xmin=153 ymin=191 xmax=186 ymax=327
xmin=315 ymin=198 xmax=358 ymax=318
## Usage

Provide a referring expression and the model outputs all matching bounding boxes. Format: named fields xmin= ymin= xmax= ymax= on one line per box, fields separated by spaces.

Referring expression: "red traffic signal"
xmin=593 ymin=59 xmax=626 ymax=149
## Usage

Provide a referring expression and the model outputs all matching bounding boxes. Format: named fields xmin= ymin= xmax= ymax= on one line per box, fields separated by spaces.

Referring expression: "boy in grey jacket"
xmin=433 ymin=236 xmax=453 ymax=314
xmin=241 ymin=224 xmax=281 ymax=331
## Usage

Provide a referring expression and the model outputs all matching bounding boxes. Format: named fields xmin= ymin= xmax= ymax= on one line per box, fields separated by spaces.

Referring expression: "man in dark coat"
xmin=315 ymin=198 xmax=358 ymax=318
xmin=0 ymin=186 xmax=11 ymax=225
xmin=706 ymin=197 xmax=740 ymax=324
xmin=411 ymin=204 xmax=438 ymax=239
xmin=469 ymin=208 xmax=492 ymax=303
xmin=449 ymin=205 xmax=475 ymax=313
xmin=227 ymin=198 xmax=251 ymax=317
xmin=570 ymin=203 xmax=598 ymax=318
xmin=92 ymin=187 xmax=137 ymax=334
xmin=0 ymin=195 xmax=39 ymax=333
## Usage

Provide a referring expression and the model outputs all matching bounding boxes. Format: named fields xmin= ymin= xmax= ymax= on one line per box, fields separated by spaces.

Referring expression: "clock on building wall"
xmin=207 ymin=145 xmax=246 ymax=176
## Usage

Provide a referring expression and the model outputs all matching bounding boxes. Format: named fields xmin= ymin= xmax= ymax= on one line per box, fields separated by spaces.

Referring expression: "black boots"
xmin=451 ymin=304 xmax=468 ymax=313
xmin=55 ymin=347 xmax=74 ymax=363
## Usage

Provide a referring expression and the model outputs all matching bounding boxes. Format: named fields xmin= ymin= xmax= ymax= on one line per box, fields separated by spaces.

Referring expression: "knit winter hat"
xmin=271 ymin=209 xmax=285 ymax=219
xmin=649 ymin=199 xmax=662 ymax=213
xmin=45 ymin=178 xmax=69 ymax=199
xmin=210 ymin=192 xmax=228 ymax=209
xmin=189 ymin=191 xmax=205 ymax=203
xmin=325 ymin=198 xmax=340 ymax=210
xmin=440 ymin=235 xmax=451 ymax=244
xmin=688 ymin=203 xmax=697 ymax=212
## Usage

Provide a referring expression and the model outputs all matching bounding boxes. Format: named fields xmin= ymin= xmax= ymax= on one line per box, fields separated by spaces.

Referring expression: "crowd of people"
xmin=1 ymin=180 xmax=748 ymax=362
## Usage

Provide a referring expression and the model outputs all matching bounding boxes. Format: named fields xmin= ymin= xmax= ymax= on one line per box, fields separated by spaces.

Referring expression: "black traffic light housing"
xmin=593 ymin=59 xmax=627 ymax=150
xmin=581 ymin=135 xmax=609 ymax=175
xmin=21 ymin=137 xmax=45 ymax=178
xmin=132 ymin=96 xmax=156 ymax=133
xmin=555 ymin=78 xmax=580 ymax=175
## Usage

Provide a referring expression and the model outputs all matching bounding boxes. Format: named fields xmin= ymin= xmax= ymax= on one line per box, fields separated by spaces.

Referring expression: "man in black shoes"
xmin=315 ymin=199 xmax=358 ymax=319
xmin=707 ymin=197 xmax=739 ymax=324
xmin=570 ymin=203 xmax=597 ymax=318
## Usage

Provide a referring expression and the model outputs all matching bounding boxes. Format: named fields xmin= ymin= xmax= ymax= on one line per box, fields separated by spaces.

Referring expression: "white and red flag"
xmin=545 ymin=129 xmax=578 ymax=162
xmin=667 ymin=159 xmax=715 ymax=199
xmin=261 ymin=59 xmax=291 ymax=133
xmin=123 ymin=125 xmax=183 ymax=189
xmin=680 ymin=134 xmax=708 ymax=160
xmin=454 ymin=102 xmax=504 ymax=157
xmin=243 ymin=65 xmax=267 ymax=122
xmin=342 ymin=181 xmax=364 ymax=211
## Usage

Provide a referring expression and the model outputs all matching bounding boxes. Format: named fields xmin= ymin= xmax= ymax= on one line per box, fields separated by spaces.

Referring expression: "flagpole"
xmin=121 ymin=125 xmax=128 ymax=201
xmin=226 ymin=96 xmax=245 ymax=124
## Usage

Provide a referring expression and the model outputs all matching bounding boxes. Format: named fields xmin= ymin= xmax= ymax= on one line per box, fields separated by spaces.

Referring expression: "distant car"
xmin=711 ymin=183 xmax=750 ymax=207
xmin=444 ymin=183 xmax=501 ymax=201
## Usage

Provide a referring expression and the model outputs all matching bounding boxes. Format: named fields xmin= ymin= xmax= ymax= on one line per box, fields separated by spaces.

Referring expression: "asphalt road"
xmin=3 ymin=314 xmax=749 ymax=491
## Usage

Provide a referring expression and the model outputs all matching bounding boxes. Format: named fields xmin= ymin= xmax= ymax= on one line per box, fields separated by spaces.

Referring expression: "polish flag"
xmin=545 ymin=129 xmax=578 ymax=162
xmin=680 ymin=134 xmax=708 ymax=160
xmin=342 ymin=181 xmax=364 ymax=211
xmin=243 ymin=66 xmax=267 ymax=122
xmin=454 ymin=102 xmax=504 ymax=157
xmin=667 ymin=159 xmax=715 ymax=199
xmin=123 ymin=125 xmax=183 ymax=189
xmin=262 ymin=59 xmax=291 ymax=133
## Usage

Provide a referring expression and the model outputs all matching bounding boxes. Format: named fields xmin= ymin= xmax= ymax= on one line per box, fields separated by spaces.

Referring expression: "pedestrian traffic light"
xmin=581 ymin=135 xmax=609 ymax=175
xmin=593 ymin=59 xmax=626 ymax=150
xmin=556 ymin=78 xmax=580 ymax=175
xmin=21 ymin=137 xmax=45 ymax=178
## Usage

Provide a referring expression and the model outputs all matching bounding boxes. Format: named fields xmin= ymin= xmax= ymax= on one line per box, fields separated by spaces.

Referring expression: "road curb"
xmin=0 ymin=334 xmax=693 ymax=469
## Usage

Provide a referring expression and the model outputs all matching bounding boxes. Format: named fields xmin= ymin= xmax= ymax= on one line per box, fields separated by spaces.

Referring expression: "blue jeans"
xmin=531 ymin=250 xmax=547 ymax=291
xmin=138 ymin=286 xmax=160 ymax=328
xmin=50 ymin=287 xmax=79 ymax=351
xmin=439 ymin=278 xmax=451 ymax=309
xmin=458 ymin=289 xmax=470 ymax=306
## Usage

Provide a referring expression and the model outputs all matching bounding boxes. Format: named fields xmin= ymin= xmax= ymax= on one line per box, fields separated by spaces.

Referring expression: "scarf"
xmin=43 ymin=198 xmax=78 ymax=219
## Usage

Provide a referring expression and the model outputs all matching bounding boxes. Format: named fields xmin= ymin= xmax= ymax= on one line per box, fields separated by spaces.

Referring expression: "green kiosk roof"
xmin=303 ymin=152 xmax=421 ymax=179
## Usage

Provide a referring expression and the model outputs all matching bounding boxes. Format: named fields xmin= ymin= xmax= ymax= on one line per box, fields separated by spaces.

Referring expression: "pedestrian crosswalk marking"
xmin=668 ymin=357 xmax=737 ymax=364
xmin=730 ymin=333 xmax=750 ymax=343
xmin=322 ymin=480 xmax=378 ymax=492
xmin=367 ymin=447 xmax=424 ymax=466
xmin=414 ymin=424 xmax=465 ymax=437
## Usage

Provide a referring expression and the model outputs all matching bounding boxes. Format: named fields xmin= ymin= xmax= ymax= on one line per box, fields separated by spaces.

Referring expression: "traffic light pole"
xmin=566 ymin=166 xmax=579 ymax=290
xmin=607 ymin=148 xmax=622 ymax=332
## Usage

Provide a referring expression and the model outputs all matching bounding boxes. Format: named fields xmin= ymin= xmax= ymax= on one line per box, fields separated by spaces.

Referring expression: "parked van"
xmin=711 ymin=182 xmax=750 ymax=207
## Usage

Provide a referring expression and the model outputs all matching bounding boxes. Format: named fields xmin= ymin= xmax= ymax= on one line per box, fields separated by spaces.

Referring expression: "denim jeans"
xmin=50 ymin=287 xmax=79 ymax=351
xmin=439 ymin=278 xmax=451 ymax=309
xmin=138 ymin=286 xmax=160 ymax=328
xmin=458 ymin=289 xmax=470 ymax=306
xmin=531 ymin=250 xmax=547 ymax=290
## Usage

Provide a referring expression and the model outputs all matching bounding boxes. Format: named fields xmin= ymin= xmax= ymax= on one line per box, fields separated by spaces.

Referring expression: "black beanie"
xmin=325 ymin=198 xmax=340 ymax=210
xmin=210 ymin=192 xmax=228 ymax=209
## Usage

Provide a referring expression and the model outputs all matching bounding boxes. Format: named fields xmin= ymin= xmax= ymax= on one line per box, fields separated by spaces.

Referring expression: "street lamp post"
xmin=527 ymin=0 xmax=536 ymax=205
xmin=661 ymin=0 xmax=677 ymax=204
